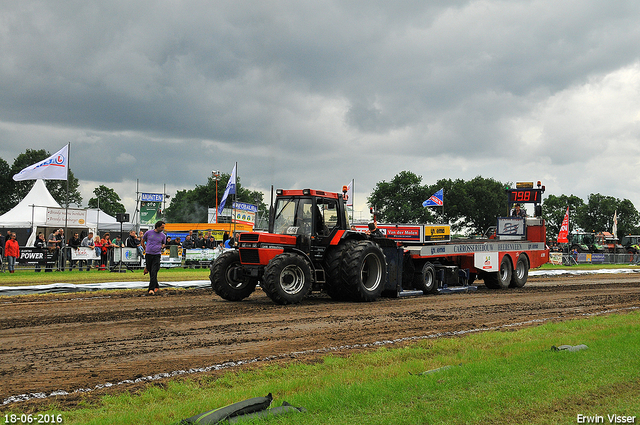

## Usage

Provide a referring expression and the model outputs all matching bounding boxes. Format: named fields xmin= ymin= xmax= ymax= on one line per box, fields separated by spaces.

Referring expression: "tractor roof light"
xmin=303 ymin=189 xmax=311 ymax=195
xmin=276 ymin=189 xmax=283 ymax=196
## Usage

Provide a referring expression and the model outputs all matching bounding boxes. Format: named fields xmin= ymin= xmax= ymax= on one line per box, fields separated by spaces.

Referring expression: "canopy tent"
xmin=0 ymin=180 xmax=138 ymax=246
xmin=0 ymin=179 xmax=61 ymax=228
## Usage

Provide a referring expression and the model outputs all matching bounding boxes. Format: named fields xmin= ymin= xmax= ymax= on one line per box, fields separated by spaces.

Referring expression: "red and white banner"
xmin=557 ymin=207 xmax=569 ymax=243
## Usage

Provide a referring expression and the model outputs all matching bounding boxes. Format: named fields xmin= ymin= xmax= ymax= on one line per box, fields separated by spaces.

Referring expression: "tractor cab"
xmin=270 ymin=189 xmax=349 ymax=241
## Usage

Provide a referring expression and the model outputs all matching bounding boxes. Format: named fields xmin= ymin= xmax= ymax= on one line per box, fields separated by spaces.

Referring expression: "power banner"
xmin=17 ymin=247 xmax=51 ymax=265
xmin=140 ymin=193 xmax=163 ymax=225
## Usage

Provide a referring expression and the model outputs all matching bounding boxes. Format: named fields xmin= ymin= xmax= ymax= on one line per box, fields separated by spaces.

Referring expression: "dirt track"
xmin=2 ymin=273 xmax=640 ymax=411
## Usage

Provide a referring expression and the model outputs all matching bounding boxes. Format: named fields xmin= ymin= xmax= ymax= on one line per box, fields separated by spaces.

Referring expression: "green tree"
xmin=9 ymin=149 xmax=82 ymax=207
xmin=0 ymin=157 xmax=13 ymax=214
xmin=424 ymin=178 xmax=470 ymax=230
xmin=423 ymin=177 xmax=510 ymax=234
xmin=87 ymin=185 xmax=126 ymax=217
xmin=460 ymin=176 xmax=510 ymax=234
xmin=542 ymin=194 xmax=585 ymax=241
xmin=367 ymin=173 xmax=508 ymax=234
xmin=367 ymin=171 xmax=434 ymax=224
xmin=577 ymin=193 xmax=639 ymax=239
xmin=164 ymin=173 xmax=266 ymax=223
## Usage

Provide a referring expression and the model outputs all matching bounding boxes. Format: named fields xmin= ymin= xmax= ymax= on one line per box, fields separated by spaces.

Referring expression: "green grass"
xmin=5 ymin=311 xmax=639 ymax=425
xmin=0 ymin=266 xmax=211 ymax=287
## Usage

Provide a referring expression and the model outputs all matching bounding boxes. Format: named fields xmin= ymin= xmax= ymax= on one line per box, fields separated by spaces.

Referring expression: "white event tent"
xmin=0 ymin=180 xmax=137 ymax=246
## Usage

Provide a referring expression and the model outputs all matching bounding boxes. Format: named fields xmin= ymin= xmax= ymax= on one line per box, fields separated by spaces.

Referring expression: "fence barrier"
xmin=1 ymin=246 xmax=227 ymax=272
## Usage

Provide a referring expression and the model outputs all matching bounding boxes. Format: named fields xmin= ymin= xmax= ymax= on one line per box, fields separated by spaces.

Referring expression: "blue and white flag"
xmin=218 ymin=163 xmax=237 ymax=214
xmin=422 ymin=188 xmax=444 ymax=207
xmin=13 ymin=144 xmax=69 ymax=181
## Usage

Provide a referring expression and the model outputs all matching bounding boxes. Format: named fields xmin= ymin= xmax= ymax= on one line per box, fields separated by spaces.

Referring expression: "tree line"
xmin=367 ymin=171 xmax=640 ymax=240
xmin=2 ymin=149 xmax=638 ymax=239
xmin=0 ymin=149 xmax=265 ymax=223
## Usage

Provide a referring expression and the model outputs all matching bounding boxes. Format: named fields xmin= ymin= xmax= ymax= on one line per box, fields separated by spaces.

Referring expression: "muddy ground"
xmin=1 ymin=273 xmax=639 ymax=412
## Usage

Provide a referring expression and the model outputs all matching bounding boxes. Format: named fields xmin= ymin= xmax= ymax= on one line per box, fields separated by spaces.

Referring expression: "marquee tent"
xmin=0 ymin=180 xmax=138 ymax=246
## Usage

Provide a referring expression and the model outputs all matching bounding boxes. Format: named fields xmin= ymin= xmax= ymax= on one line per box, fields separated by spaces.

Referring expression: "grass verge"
xmin=5 ymin=311 xmax=639 ymax=425
xmin=0 ymin=267 xmax=211 ymax=286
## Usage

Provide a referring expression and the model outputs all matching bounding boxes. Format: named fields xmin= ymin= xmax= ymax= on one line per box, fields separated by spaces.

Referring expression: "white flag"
xmin=345 ymin=179 xmax=354 ymax=206
xmin=13 ymin=144 xmax=69 ymax=181
xmin=218 ymin=163 xmax=237 ymax=215
xmin=613 ymin=210 xmax=618 ymax=236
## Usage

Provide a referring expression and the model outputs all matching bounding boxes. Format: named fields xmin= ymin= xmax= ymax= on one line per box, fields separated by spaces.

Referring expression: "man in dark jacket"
xmin=367 ymin=222 xmax=385 ymax=238
xmin=68 ymin=232 xmax=82 ymax=270
xmin=33 ymin=232 xmax=46 ymax=272
xmin=182 ymin=234 xmax=195 ymax=249
xmin=205 ymin=235 xmax=217 ymax=249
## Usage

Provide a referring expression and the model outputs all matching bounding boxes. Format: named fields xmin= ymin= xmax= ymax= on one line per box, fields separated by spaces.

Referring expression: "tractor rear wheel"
xmin=263 ymin=253 xmax=312 ymax=305
xmin=210 ymin=251 xmax=257 ymax=301
xmin=342 ymin=240 xmax=386 ymax=302
xmin=324 ymin=240 xmax=355 ymax=301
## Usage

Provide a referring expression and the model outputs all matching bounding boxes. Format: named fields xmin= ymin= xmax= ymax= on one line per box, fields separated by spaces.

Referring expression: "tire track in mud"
xmin=1 ymin=277 xmax=640 ymax=410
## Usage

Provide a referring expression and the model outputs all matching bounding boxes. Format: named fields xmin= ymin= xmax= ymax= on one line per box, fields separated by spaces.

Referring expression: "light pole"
xmin=212 ymin=170 xmax=221 ymax=223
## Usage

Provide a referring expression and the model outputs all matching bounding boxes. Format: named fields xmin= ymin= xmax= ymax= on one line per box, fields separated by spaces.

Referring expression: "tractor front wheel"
xmin=210 ymin=251 xmax=257 ymax=301
xmin=263 ymin=253 xmax=312 ymax=305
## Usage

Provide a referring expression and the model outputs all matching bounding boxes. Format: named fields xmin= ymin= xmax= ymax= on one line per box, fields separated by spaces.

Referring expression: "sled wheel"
xmin=263 ymin=253 xmax=312 ymax=305
xmin=414 ymin=262 xmax=437 ymax=294
xmin=495 ymin=255 xmax=513 ymax=289
xmin=210 ymin=250 xmax=257 ymax=301
xmin=509 ymin=254 xmax=529 ymax=288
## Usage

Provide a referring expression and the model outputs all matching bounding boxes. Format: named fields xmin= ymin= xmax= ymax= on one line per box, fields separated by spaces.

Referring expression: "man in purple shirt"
xmin=142 ymin=220 xmax=166 ymax=295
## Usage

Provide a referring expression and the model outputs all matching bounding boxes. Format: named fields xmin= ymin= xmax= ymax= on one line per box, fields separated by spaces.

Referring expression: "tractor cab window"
xmin=316 ymin=197 xmax=339 ymax=236
xmin=273 ymin=197 xmax=314 ymax=236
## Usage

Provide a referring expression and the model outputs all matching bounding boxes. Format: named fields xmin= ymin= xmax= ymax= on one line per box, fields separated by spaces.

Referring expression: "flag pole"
xmin=352 ymin=179 xmax=355 ymax=223
xmin=442 ymin=189 xmax=445 ymax=224
xmin=64 ymin=143 xmax=70 ymax=271
xmin=232 ymin=162 xmax=237 ymax=238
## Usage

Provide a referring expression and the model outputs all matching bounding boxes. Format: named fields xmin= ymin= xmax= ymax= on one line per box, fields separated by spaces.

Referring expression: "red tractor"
xmin=210 ymin=186 xmax=549 ymax=304
xmin=210 ymin=188 xmax=401 ymax=304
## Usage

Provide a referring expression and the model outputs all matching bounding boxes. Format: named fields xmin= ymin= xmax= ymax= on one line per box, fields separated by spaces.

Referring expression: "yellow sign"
xmin=424 ymin=225 xmax=451 ymax=241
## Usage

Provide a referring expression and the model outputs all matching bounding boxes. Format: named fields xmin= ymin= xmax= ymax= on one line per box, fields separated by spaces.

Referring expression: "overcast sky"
xmin=2 ymin=1 xmax=640 ymax=221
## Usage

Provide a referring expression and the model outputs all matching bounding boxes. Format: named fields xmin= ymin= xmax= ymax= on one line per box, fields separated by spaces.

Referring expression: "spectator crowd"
xmin=1 ymin=228 xmax=239 ymax=273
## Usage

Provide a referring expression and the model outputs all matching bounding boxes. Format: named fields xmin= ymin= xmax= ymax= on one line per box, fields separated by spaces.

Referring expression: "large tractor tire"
xmin=414 ymin=262 xmax=437 ymax=294
xmin=509 ymin=254 xmax=529 ymax=288
xmin=323 ymin=240 xmax=356 ymax=301
xmin=342 ymin=240 xmax=386 ymax=302
xmin=262 ymin=253 xmax=312 ymax=305
xmin=210 ymin=250 xmax=257 ymax=301
xmin=483 ymin=255 xmax=513 ymax=290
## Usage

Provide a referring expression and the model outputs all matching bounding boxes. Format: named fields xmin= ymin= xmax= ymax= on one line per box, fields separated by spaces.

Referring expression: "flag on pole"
xmin=612 ymin=210 xmax=618 ymax=236
xmin=422 ymin=189 xmax=444 ymax=207
xmin=345 ymin=179 xmax=354 ymax=206
xmin=557 ymin=207 xmax=570 ymax=243
xmin=218 ymin=163 xmax=237 ymax=215
xmin=13 ymin=144 xmax=69 ymax=181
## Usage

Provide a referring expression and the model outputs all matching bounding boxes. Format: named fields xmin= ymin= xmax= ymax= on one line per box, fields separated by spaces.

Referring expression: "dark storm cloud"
xmin=2 ymin=1 xmax=640 ymax=212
